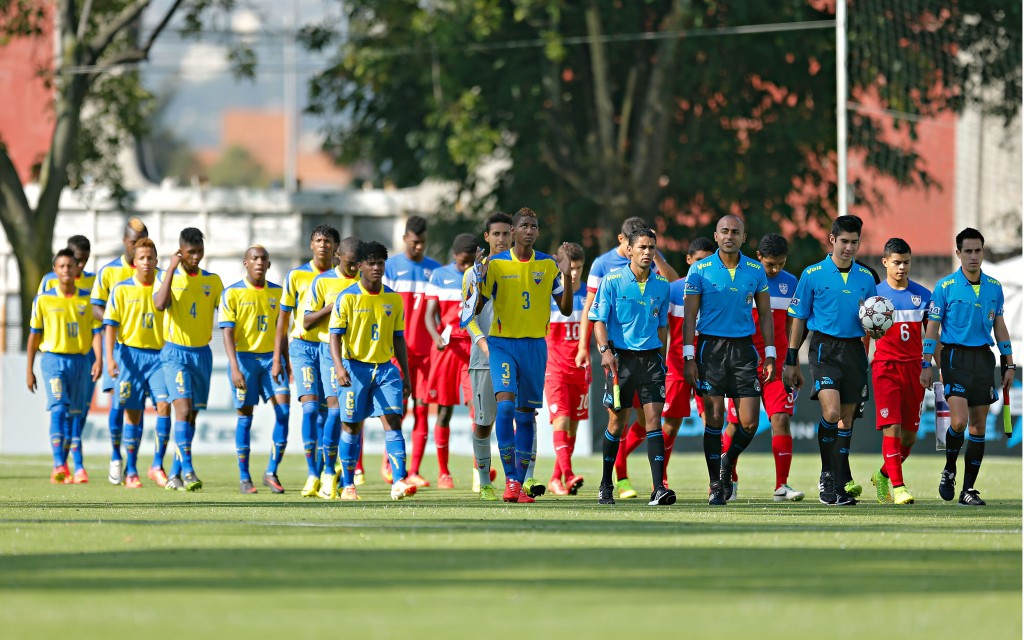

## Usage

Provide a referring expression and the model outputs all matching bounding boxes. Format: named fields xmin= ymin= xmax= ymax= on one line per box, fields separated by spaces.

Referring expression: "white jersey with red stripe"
xmin=751 ymin=269 xmax=797 ymax=355
xmin=873 ymin=279 xmax=931 ymax=363
xmin=383 ymin=252 xmax=441 ymax=355
xmin=546 ymin=286 xmax=587 ymax=383
xmin=666 ymin=280 xmax=687 ymax=379
xmin=425 ymin=262 xmax=470 ymax=343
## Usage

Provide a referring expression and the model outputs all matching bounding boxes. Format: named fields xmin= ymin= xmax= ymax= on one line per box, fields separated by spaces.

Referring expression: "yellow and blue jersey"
xmin=38 ymin=270 xmax=96 ymax=296
xmin=160 ymin=266 xmax=223 ymax=347
xmin=927 ymin=269 xmax=1004 ymax=347
xmin=480 ymin=249 xmax=565 ymax=339
xmin=104 ymin=276 xmax=165 ymax=350
xmin=29 ymin=288 xmax=97 ymax=355
xmin=590 ymin=268 xmax=669 ymax=351
xmin=684 ymin=250 xmax=769 ymax=338
xmin=788 ymin=255 xmax=877 ymax=339
xmin=306 ymin=267 xmax=360 ymax=343
xmin=90 ymin=255 xmax=135 ymax=308
xmin=219 ymin=279 xmax=284 ymax=354
xmin=329 ymin=282 xmax=405 ymax=364
xmin=282 ymin=261 xmax=332 ymax=341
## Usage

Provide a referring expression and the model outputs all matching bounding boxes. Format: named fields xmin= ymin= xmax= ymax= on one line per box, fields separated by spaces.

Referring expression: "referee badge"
xmin=746 ymin=293 xmax=754 ymax=305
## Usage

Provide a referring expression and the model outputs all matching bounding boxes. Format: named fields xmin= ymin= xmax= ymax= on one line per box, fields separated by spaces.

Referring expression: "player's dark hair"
xmin=484 ymin=212 xmax=513 ymax=234
xmin=758 ymin=233 xmax=788 ymax=258
xmin=512 ymin=207 xmax=538 ymax=226
xmin=405 ymin=215 xmax=428 ymax=236
xmin=339 ymin=236 xmax=362 ymax=256
xmin=621 ymin=216 xmax=650 ymax=237
xmin=558 ymin=242 xmax=585 ymax=262
xmin=452 ymin=233 xmax=478 ymax=256
xmin=627 ymin=227 xmax=657 ymax=246
xmin=831 ymin=215 xmax=863 ymax=237
xmin=53 ymin=248 xmax=75 ymax=265
xmin=310 ymin=224 xmax=340 ymax=244
xmin=687 ymin=237 xmax=716 ymax=256
xmin=179 ymin=227 xmax=205 ymax=246
xmin=358 ymin=240 xmax=388 ymax=263
xmin=67 ymin=235 xmax=90 ymax=253
xmin=882 ymin=237 xmax=912 ymax=257
xmin=955 ymin=227 xmax=985 ymax=250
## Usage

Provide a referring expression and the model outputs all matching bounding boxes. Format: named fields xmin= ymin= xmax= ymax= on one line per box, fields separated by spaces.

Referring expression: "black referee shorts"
xmin=940 ymin=345 xmax=998 ymax=407
xmin=696 ymin=334 xmax=761 ymax=399
xmin=809 ymin=333 xmax=868 ymax=404
xmin=603 ymin=349 xmax=666 ymax=409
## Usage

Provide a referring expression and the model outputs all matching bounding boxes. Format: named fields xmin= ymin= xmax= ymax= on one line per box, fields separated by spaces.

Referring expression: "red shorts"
xmin=872 ymin=359 xmax=925 ymax=431
xmin=545 ymin=376 xmax=589 ymax=421
xmin=663 ymin=376 xmax=693 ymax=419
xmin=427 ymin=339 xmax=471 ymax=406
xmin=395 ymin=350 xmax=433 ymax=403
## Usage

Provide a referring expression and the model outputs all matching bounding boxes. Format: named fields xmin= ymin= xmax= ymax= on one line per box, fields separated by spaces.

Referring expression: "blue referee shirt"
xmin=927 ymin=268 xmax=1004 ymax=347
xmin=788 ymin=255 xmax=877 ymax=338
xmin=683 ymin=250 xmax=769 ymax=338
xmin=589 ymin=267 xmax=669 ymax=351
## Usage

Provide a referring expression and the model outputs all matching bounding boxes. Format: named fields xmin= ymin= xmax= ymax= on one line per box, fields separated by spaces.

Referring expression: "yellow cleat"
xmin=318 ymin=473 xmax=338 ymax=500
xmin=616 ymin=478 xmax=638 ymax=499
xmin=354 ymin=469 xmax=366 ymax=486
xmin=479 ymin=484 xmax=498 ymax=501
xmin=300 ymin=475 xmax=321 ymax=498
xmin=893 ymin=485 xmax=915 ymax=505
xmin=339 ymin=485 xmax=361 ymax=501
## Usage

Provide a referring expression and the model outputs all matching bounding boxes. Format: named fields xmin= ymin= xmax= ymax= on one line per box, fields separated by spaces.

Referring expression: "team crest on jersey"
xmin=911 ymin=295 xmax=922 ymax=307
xmin=202 ymin=285 xmax=212 ymax=297
xmin=424 ymin=269 xmax=433 ymax=279
xmin=76 ymin=303 xmax=87 ymax=316
xmin=269 ymin=298 xmax=277 ymax=310
xmin=880 ymin=408 xmax=889 ymax=418
xmin=382 ymin=303 xmax=393 ymax=317
xmin=531 ymin=270 xmax=544 ymax=285
xmin=779 ymin=283 xmax=789 ymax=294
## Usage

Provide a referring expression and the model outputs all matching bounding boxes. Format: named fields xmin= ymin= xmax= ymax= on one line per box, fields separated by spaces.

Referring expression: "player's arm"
xmin=25 ymin=331 xmax=40 ymax=392
xmin=424 ymin=298 xmax=445 ymax=350
xmin=302 ymin=283 xmax=329 ymax=330
xmin=223 ymin=327 xmax=245 ymax=390
xmin=753 ymin=290 xmax=776 ymax=380
xmin=394 ymin=334 xmax=412 ymax=399
xmin=575 ymin=289 xmax=598 ymax=368
xmin=153 ymin=253 xmax=181 ymax=311
xmin=592 ymin=319 xmax=616 ymax=378
xmin=589 ymin=280 xmax=615 ymax=376
xmin=273 ymin=308 xmax=292 ymax=381
xmin=658 ymin=325 xmax=668 ymax=361
xmin=91 ymin=328 xmax=102 ymax=382
xmin=652 ymin=251 xmax=680 ymax=282
xmin=103 ymin=324 xmax=119 ymax=379
xmin=328 ymin=296 xmax=350 ymax=387
xmin=682 ymin=292 xmax=701 ymax=388
xmin=90 ymin=271 xmax=106 ymax=322
xmin=554 ymin=246 xmax=573 ymax=316
xmin=472 ymin=248 xmax=489 ymax=315
xmin=994 ymin=315 xmax=1014 ymax=388
xmin=783 ymin=316 xmax=806 ymax=390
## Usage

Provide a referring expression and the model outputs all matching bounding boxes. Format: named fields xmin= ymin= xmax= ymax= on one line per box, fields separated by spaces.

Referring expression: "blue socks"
xmin=109 ymin=405 xmax=124 ymax=461
xmin=69 ymin=415 xmax=84 ymax=471
xmin=384 ymin=430 xmax=407 ymax=483
xmin=266 ymin=404 xmax=290 ymax=474
xmin=300 ymin=401 xmax=319 ymax=476
xmin=494 ymin=400 xmax=516 ymax=480
xmin=235 ymin=415 xmax=254 ymax=481
xmin=340 ymin=430 xmax=360 ymax=487
xmin=514 ymin=410 xmax=535 ymax=483
xmin=124 ymin=422 xmax=141 ymax=477
xmin=320 ymin=408 xmax=341 ymax=476
xmin=50 ymin=406 xmax=68 ymax=466
xmin=174 ymin=420 xmax=194 ymax=474
xmin=153 ymin=415 xmax=171 ymax=469
xmin=315 ymin=408 xmax=328 ymax=474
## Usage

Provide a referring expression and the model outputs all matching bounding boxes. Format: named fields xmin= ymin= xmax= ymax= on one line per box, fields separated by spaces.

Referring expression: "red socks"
xmin=614 ymin=422 xmax=644 ymax=479
xmin=882 ymin=435 xmax=905 ymax=487
xmin=409 ymin=405 xmax=429 ymax=474
xmin=772 ymin=434 xmax=793 ymax=489
xmin=434 ymin=424 xmax=450 ymax=475
xmin=552 ymin=430 xmax=573 ymax=481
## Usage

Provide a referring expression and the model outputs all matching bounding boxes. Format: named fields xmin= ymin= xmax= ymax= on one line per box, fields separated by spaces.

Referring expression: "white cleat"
xmin=773 ymin=484 xmax=805 ymax=502
xmin=108 ymin=459 xmax=123 ymax=485
xmin=471 ymin=466 xmax=481 ymax=494
xmin=390 ymin=479 xmax=416 ymax=501
xmin=726 ymin=481 xmax=738 ymax=502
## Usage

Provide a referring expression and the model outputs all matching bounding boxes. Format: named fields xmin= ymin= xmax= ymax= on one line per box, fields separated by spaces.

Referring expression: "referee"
xmin=921 ymin=228 xmax=1014 ymax=506
xmin=683 ymin=215 xmax=776 ymax=506
xmin=590 ymin=227 xmax=674 ymax=507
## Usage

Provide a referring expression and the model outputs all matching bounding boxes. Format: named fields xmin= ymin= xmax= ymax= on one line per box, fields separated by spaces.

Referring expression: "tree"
xmin=207 ymin=145 xmax=267 ymax=187
xmin=0 ymin=0 xmax=249 ymax=346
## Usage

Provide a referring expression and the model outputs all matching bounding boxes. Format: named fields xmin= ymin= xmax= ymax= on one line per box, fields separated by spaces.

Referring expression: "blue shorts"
xmin=318 ymin=342 xmax=342 ymax=398
xmin=231 ymin=352 xmax=290 ymax=408
xmin=100 ymin=337 xmax=119 ymax=393
xmin=115 ymin=346 xmax=168 ymax=411
xmin=162 ymin=343 xmax=212 ymax=410
xmin=339 ymin=359 xmax=404 ymax=423
xmin=488 ymin=336 xmax=547 ymax=409
xmin=41 ymin=352 xmax=90 ymax=413
xmin=289 ymin=339 xmax=323 ymax=401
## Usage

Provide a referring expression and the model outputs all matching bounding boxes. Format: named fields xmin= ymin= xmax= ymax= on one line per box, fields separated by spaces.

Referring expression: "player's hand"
xmin=920 ymin=366 xmax=934 ymax=389
xmin=600 ymin=349 xmax=617 ymax=377
xmin=866 ymin=327 xmax=885 ymax=340
xmin=230 ymin=367 xmax=246 ymax=391
xmin=762 ymin=357 xmax=776 ymax=382
xmin=556 ymin=243 xmax=572 ymax=276
xmin=107 ymin=362 xmax=119 ymax=379
xmin=335 ymin=364 xmax=351 ymax=387
xmin=91 ymin=360 xmax=102 ymax=382
xmin=683 ymin=360 xmax=699 ymax=389
xmin=434 ymin=335 xmax=447 ymax=351
xmin=26 ymin=371 xmax=36 ymax=393
xmin=1001 ymin=366 xmax=1014 ymax=389
xmin=575 ymin=346 xmax=589 ymax=369
xmin=783 ymin=364 xmax=802 ymax=390
xmin=478 ymin=338 xmax=489 ymax=359
xmin=169 ymin=250 xmax=183 ymax=270
xmin=474 ymin=247 xmax=489 ymax=281
xmin=402 ymin=377 xmax=411 ymax=400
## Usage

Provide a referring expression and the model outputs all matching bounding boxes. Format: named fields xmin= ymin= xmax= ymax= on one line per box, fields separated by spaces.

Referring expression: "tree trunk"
xmin=14 ymin=233 xmax=55 ymax=347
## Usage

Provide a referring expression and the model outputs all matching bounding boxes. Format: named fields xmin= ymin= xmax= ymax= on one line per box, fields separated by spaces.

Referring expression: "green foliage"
xmin=207 ymin=145 xmax=267 ymax=188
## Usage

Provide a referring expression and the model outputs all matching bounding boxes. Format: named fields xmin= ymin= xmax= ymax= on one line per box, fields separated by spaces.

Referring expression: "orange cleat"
xmin=381 ymin=456 xmax=393 ymax=484
xmin=340 ymin=485 xmax=361 ymax=501
xmin=503 ymin=479 xmax=522 ymax=503
xmin=50 ymin=465 xmax=69 ymax=484
xmin=63 ymin=472 xmax=74 ymax=485
xmin=548 ymin=478 xmax=568 ymax=496
xmin=72 ymin=469 xmax=89 ymax=484
xmin=124 ymin=474 xmax=143 ymax=489
xmin=565 ymin=474 xmax=585 ymax=496
xmin=437 ymin=473 xmax=455 ymax=490
xmin=147 ymin=467 xmax=169 ymax=487
xmin=405 ymin=473 xmax=430 ymax=488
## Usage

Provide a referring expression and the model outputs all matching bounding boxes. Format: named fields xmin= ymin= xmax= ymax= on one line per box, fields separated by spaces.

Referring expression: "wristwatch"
xmin=598 ymin=345 xmax=610 ymax=354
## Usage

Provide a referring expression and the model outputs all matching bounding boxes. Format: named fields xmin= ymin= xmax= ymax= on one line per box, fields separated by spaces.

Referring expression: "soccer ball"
xmin=858 ymin=295 xmax=895 ymax=333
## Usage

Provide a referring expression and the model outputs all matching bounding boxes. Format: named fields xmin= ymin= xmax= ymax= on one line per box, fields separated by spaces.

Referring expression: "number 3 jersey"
xmin=219 ymin=279 xmax=284 ymax=354
xmin=545 ymin=286 xmax=587 ymax=383
xmin=104 ymin=275 xmax=166 ymax=349
xmin=873 ymin=280 xmax=931 ymax=363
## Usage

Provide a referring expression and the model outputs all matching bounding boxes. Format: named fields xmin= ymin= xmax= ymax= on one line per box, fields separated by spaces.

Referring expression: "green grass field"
xmin=1 ymin=452 xmax=1019 ymax=639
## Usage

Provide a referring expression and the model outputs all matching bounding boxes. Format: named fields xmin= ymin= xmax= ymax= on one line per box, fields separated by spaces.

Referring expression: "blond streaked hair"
xmin=245 ymin=244 xmax=269 ymax=259
xmin=125 ymin=217 xmax=148 ymax=235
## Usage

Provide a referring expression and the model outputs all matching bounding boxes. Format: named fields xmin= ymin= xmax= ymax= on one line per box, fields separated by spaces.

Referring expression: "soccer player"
xmin=154 ymin=227 xmax=224 ymax=492
xmin=329 ymin=241 xmax=418 ymax=501
xmin=102 ymin=239 xmax=170 ymax=489
xmin=473 ymin=207 xmax=574 ymax=503
xmin=275 ymin=224 xmax=340 ymax=497
xmin=684 ymin=215 xmax=776 ymax=506
xmin=922 ymin=227 xmax=1013 ymax=507
xmin=221 ymin=246 xmax=290 ymax=494
xmin=303 ymin=237 xmax=361 ymax=499
xmin=543 ymin=242 xmax=588 ymax=496
xmin=38 ymin=235 xmax=95 ymax=294
xmin=722 ymin=233 xmax=804 ymax=502
xmin=591 ymin=227 xmax=674 ymax=506
xmin=465 ymin=212 xmax=514 ymax=501
xmin=423 ymin=233 xmax=478 ymax=489
xmin=383 ymin=216 xmax=441 ymax=487
xmin=26 ymin=249 xmax=101 ymax=483
xmin=90 ymin=217 xmax=150 ymax=485
xmin=784 ymin=215 xmax=880 ymax=506
xmin=868 ymin=238 xmax=931 ymax=505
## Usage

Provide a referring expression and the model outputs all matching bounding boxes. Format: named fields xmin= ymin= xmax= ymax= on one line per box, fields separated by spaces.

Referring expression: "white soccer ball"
xmin=858 ymin=295 xmax=895 ymax=333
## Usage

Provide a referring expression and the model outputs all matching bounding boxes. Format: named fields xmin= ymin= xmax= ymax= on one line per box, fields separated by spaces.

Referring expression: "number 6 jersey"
xmin=873 ymin=279 xmax=931 ymax=363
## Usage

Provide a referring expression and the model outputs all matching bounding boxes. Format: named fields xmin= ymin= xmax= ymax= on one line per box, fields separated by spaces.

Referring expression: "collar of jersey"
xmin=955 ymin=267 xmax=986 ymax=286
xmin=711 ymin=249 xmax=747 ymax=270
xmin=512 ymin=249 xmax=535 ymax=263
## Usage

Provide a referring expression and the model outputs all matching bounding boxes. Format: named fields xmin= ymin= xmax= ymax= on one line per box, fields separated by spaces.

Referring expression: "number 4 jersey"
xmin=873 ymin=280 xmax=931 ymax=363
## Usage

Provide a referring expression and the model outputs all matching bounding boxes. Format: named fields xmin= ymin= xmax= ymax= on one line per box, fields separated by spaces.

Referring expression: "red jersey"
xmin=425 ymin=262 xmax=471 ymax=345
xmin=873 ymin=280 xmax=931 ymax=363
xmin=383 ymin=253 xmax=441 ymax=355
xmin=545 ymin=287 xmax=587 ymax=383
xmin=666 ymin=280 xmax=687 ymax=379
xmin=751 ymin=270 xmax=797 ymax=356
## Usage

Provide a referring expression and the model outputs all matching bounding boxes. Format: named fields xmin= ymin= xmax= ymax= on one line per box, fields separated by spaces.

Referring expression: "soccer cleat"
xmin=726 ymin=482 xmax=739 ymax=502
xmin=353 ymin=469 xmax=366 ymax=486
xmin=300 ymin=475 xmax=321 ymax=498
xmin=239 ymin=479 xmax=257 ymax=494
xmin=871 ymin=470 xmax=893 ymax=504
xmin=503 ymin=479 xmax=522 ymax=503
xmin=340 ymin=485 xmax=361 ymax=501
xmin=147 ymin=467 xmax=168 ymax=488
xmin=893 ymin=485 xmax=914 ymax=505
xmin=183 ymin=472 xmax=203 ymax=492
xmin=472 ymin=467 xmax=481 ymax=493
xmin=648 ymin=487 xmax=677 ymax=506
xmin=437 ymin=473 xmax=455 ymax=490
xmin=616 ymin=478 xmax=638 ymax=499
xmin=844 ymin=479 xmax=863 ymax=498
xmin=547 ymin=478 xmax=568 ymax=496
xmin=958 ymin=488 xmax=986 ymax=506
xmin=598 ymin=482 xmax=615 ymax=505
xmin=72 ymin=468 xmax=89 ymax=484
xmin=938 ymin=469 xmax=956 ymax=501
xmin=262 ymin=473 xmax=285 ymax=494
xmin=108 ymin=459 xmax=123 ymax=485
xmin=479 ymin=485 xmax=498 ymax=501
xmin=772 ymin=484 xmax=805 ymax=502
xmin=50 ymin=465 xmax=69 ymax=484
xmin=405 ymin=473 xmax=430 ymax=488
xmin=517 ymin=490 xmax=535 ymax=504
xmin=833 ymin=490 xmax=858 ymax=506
xmin=381 ymin=456 xmax=393 ymax=484
xmin=124 ymin=474 xmax=143 ymax=489
xmin=708 ymin=481 xmax=726 ymax=506
xmin=719 ymin=453 xmax=735 ymax=500
xmin=318 ymin=473 xmax=338 ymax=500
xmin=818 ymin=471 xmax=837 ymax=505
xmin=63 ymin=471 xmax=74 ymax=484
xmin=524 ymin=478 xmax=546 ymax=498
xmin=165 ymin=475 xmax=185 ymax=491
xmin=566 ymin=474 xmax=585 ymax=496
xmin=390 ymin=479 xmax=416 ymax=500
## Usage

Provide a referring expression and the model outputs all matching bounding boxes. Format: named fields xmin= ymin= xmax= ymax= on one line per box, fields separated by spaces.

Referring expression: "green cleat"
xmin=523 ymin=477 xmax=546 ymax=498
xmin=893 ymin=485 xmax=915 ymax=505
xmin=183 ymin=472 xmax=203 ymax=492
xmin=871 ymin=469 xmax=893 ymax=504
xmin=479 ymin=485 xmax=498 ymax=501
xmin=616 ymin=478 xmax=638 ymax=499
xmin=844 ymin=479 xmax=862 ymax=498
